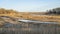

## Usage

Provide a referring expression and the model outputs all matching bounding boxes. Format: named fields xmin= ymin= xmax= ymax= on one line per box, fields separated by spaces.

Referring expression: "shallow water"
xmin=18 ymin=19 xmax=60 ymax=24
xmin=0 ymin=20 xmax=60 ymax=34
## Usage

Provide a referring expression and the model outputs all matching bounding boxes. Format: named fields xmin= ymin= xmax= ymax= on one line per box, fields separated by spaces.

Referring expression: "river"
xmin=0 ymin=19 xmax=60 ymax=34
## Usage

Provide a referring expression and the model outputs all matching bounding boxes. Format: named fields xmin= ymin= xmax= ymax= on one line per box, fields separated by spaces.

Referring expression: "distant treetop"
xmin=46 ymin=7 xmax=60 ymax=15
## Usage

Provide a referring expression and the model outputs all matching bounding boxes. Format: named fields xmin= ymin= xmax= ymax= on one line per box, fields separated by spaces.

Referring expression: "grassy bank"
xmin=0 ymin=12 xmax=60 ymax=23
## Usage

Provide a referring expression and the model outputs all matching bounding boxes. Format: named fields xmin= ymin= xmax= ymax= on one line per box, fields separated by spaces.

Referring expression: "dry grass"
xmin=17 ymin=12 xmax=60 ymax=23
xmin=0 ymin=9 xmax=60 ymax=24
xmin=0 ymin=12 xmax=60 ymax=23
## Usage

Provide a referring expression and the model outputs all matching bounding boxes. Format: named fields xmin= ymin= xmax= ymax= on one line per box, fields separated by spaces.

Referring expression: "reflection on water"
xmin=0 ymin=20 xmax=60 ymax=34
xmin=18 ymin=19 xmax=60 ymax=24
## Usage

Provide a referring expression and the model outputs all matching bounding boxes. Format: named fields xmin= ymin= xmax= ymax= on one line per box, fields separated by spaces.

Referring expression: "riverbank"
xmin=0 ymin=13 xmax=60 ymax=23
xmin=16 ymin=13 xmax=60 ymax=23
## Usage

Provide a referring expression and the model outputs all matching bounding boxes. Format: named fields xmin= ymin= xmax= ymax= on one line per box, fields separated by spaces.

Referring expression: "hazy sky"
xmin=0 ymin=0 xmax=60 ymax=12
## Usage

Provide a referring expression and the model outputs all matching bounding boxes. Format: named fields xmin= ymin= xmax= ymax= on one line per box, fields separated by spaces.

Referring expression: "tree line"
xmin=46 ymin=7 xmax=60 ymax=15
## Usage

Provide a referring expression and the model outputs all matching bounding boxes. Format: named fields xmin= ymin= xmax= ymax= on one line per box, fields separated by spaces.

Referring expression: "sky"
xmin=0 ymin=0 xmax=60 ymax=12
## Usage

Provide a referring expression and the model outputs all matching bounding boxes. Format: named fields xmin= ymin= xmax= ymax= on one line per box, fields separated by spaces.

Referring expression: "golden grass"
xmin=17 ymin=13 xmax=60 ymax=23
xmin=0 ymin=9 xmax=60 ymax=24
xmin=0 ymin=12 xmax=60 ymax=23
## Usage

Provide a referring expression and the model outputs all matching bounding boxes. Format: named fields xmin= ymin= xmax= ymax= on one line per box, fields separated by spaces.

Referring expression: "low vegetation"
xmin=0 ymin=8 xmax=60 ymax=25
xmin=0 ymin=7 xmax=60 ymax=34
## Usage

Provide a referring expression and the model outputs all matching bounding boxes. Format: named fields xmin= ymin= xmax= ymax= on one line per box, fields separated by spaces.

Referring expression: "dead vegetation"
xmin=0 ymin=8 xmax=60 ymax=24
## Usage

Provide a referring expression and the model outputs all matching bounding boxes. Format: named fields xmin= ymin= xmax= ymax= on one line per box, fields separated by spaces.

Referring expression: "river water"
xmin=0 ymin=19 xmax=60 ymax=34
